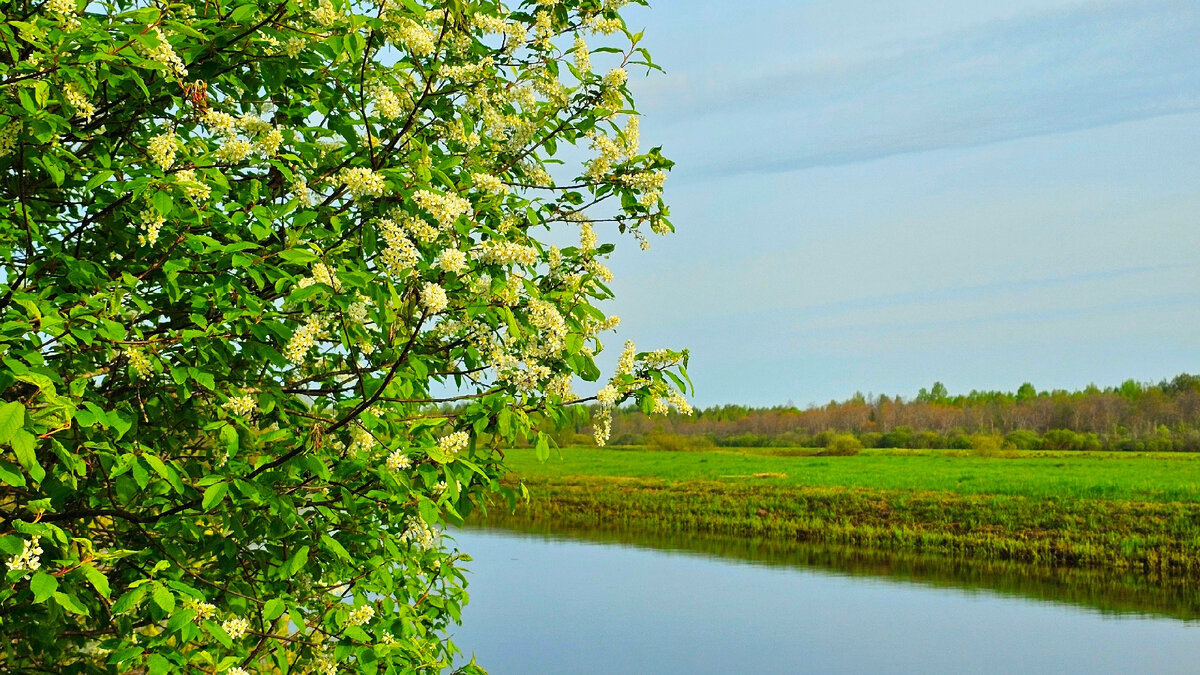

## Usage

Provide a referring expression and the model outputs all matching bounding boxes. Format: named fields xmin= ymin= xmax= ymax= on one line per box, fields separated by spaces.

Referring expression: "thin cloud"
xmin=646 ymin=0 xmax=1200 ymax=178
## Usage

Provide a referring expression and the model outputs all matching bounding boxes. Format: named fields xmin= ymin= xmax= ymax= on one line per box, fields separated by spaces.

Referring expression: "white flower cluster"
xmin=64 ymin=83 xmax=95 ymax=122
xmin=348 ymin=293 xmax=372 ymax=324
xmin=616 ymin=340 xmax=636 ymax=376
xmin=147 ymin=131 xmax=179 ymax=171
xmin=491 ymin=352 xmax=551 ymax=394
xmin=0 ymin=121 xmax=20 ymax=157
xmin=600 ymin=68 xmax=628 ymax=109
xmin=660 ymin=389 xmax=694 ymax=416
xmin=339 ymin=167 xmax=386 ymax=199
xmin=378 ymin=217 xmax=420 ymax=274
xmin=346 ymin=604 xmax=375 ymax=626
xmin=436 ymin=248 xmax=468 ymax=274
xmin=585 ymin=132 xmax=622 ymax=181
xmin=312 ymin=0 xmax=338 ymax=26
xmin=387 ymin=17 xmax=435 ymax=56
xmin=519 ymin=159 xmax=552 ymax=186
xmin=221 ymin=616 xmax=250 ymax=640
xmin=45 ymin=0 xmax=80 ymax=29
xmin=182 ymin=597 xmax=216 ymax=622
xmin=311 ymin=262 xmax=341 ymax=291
xmin=526 ymin=299 xmax=567 ymax=356
xmin=373 ymin=85 xmax=407 ymax=119
xmin=401 ymin=214 xmax=439 ymax=243
xmin=290 ymin=176 xmax=311 ymax=206
xmin=401 ymin=516 xmax=438 ymax=550
xmin=471 ymin=172 xmax=507 ymax=195
xmin=144 ymin=28 xmax=188 ymax=79
xmin=442 ymin=58 xmax=494 ymax=83
xmin=215 ymin=138 xmax=253 ymax=163
xmin=419 ymin=282 xmax=448 ymax=314
xmin=228 ymin=668 xmax=250 ymax=675
xmin=201 ymin=109 xmax=237 ymax=137
xmin=137 ymin=206 xmax=165 ymax=246
xmin=437 ymin=431 xmax=469 ymax=457
xmin=126 ymin=346 xmax=153 ymax=377
xmin=573 ymin=35 xmax=591 ymax=74
xmin=413 ymin=189 xmax=472 ymax=229
xmin=202 ymin=111 xmax=285 ymax=162
xmin=386 ymin=449 xmax=412 ymax=472
xmin=474 ymin=240 xmax=538 ymax=267
xmin=618 ymin=170 xmax=667 ymax=206
xmin=641 ymin=349 xmax=683 ymax=369
xmin=348 ymin=425 xmax=376 ymax=455
xmin=284 ymin=315 xmax=324 ymax=363
xmin=579 ymin=223 xmax=597 ymax=252
xmin=223 ymin=395 xmax=256 ymax=417
xmin=584 ymin=14 xmax=624 ymax=35
xmin=6 ymin=536 xmax=42 ymax=575
xmin=547 ymin=372 xmax=575 ymax=400
xmin=175 ymin=169 xmax=211 ymax=202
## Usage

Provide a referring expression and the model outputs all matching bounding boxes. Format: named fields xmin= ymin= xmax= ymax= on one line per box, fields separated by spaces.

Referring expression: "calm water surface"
xmin=449 ymin=528 xmax=1199 ymax=674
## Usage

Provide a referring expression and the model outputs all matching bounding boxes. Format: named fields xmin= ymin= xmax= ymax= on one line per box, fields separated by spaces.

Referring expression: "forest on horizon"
xmin=551 ymin=373 xmax=1200 ymax=452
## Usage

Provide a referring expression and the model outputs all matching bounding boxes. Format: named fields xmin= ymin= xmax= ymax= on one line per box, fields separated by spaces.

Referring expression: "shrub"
xmin=648 ymin=432 xmax=712 ymax=452
xmin=823 ymin=434 xmax=863 ymax=456
xmin=1005 ymin=430 xmax=1044 ymax=450
xmin=0 ymin=1 xmax=685 ymax=671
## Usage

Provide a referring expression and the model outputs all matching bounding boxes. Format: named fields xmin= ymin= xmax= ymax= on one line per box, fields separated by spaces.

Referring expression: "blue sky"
xmin=594 ymin=0 xmax=1200 ymax=406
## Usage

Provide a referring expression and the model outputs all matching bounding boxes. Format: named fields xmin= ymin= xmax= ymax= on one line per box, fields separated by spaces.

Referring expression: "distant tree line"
xmin=557 ymin=374 xmax=1200 ymax=452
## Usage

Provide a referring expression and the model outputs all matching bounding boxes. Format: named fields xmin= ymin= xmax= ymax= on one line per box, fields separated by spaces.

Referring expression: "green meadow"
xmin=474 ymin=446 xmax=1200 ymax=575
xmin=500 ymin=446 xmax=1200 ymax=502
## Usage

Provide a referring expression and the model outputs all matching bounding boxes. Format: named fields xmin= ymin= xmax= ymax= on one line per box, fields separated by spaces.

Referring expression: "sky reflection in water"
xmin=449 ymin=528 xmax=1200 ymax=674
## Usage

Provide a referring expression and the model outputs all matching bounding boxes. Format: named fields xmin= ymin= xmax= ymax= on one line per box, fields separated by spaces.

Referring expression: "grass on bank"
xmin=499 ymin=445 xmax=1200 ymax=503
xmin=473 ymin=446 xmax=1200 ymax=576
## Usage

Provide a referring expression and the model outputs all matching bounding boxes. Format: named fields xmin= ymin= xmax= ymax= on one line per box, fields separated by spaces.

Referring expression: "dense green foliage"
xmin=0 ymin=0 xmax=689 ymax=671
xmin=476 ymin=446 xmax=1200 ymax=576
xmin=569 ymin=374 xmax=1200 ymax=452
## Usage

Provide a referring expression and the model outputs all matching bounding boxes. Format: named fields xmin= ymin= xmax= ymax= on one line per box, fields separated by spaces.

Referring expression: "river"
xmin=448 ymin=527 xmax=1200 ymax=674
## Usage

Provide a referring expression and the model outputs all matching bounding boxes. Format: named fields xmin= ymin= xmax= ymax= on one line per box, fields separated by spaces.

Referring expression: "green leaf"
xmin=285 ymin=545 xmax=309 ymax=577
xmin=320 ymin=534 xmax=350 ymax=561
xmin=30 ymin=572 xmax=57 ymax=603
xmin=278 ymin=249 xmax=319 ymax=264
xmin=535 ymin=432 xmax=550 ymax=462
xmin=81 ymin=564 xmax=111 ymax=598
xmin=150 ymin=583 xmax=174 ymax=613
xmin=144 ymin=455 xmax=184 ymax=494
xmin=229 ymin=3 xmax=257 ymax=22
xmin=9 ymin=430 xmax=43 ymax=483
xmin=204 ymin=620 xmax=232 ymax=648
xmin=151 ymin=190 xmax=173 ymax=216
xmin=0 ymin=401 xmax=24 ymax=444
xmin=147 ymin=653 xmax=171 ymax=675
xmin=0 ymin=461 xmax=27 ymax=487
xmin=53 ymin=591 xmax=90 ymax=615
xmin=263 ymin=597 xmax=285 ymax=621
xmin=202 ymin=482 xmax=227 ymax=510
xmin=110 ymin=585 xmax=147 ymax=614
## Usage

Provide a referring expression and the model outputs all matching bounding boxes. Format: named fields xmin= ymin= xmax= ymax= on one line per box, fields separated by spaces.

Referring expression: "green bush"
xmin=0 ymin=0 xmax=685 ymax=671
xmin=823 ymin=434 xmax=863 ymax=456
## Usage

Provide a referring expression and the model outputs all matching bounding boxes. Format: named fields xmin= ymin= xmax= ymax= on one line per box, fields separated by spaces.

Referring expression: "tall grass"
xmin=472 ymin=446 xmax=1200 ymax=577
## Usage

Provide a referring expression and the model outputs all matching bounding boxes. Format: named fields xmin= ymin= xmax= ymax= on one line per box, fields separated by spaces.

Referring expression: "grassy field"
xmin=472 ymin=446 xmax=1200 ymax=576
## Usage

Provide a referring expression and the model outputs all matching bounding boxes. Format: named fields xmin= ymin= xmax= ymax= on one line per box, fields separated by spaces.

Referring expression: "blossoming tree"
xmin=0 ymin=0 xmax=690 ymax=671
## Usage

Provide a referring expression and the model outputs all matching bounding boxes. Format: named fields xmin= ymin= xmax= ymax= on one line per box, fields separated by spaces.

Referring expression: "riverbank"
xmin=471 ymin=447 xmax=1200 ymax=577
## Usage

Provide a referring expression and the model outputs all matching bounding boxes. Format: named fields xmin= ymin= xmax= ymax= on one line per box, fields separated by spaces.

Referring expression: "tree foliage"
xmin=0 ymin=0 xmax=691 ymax=671
xmin=587 ymin=375 xmax=1200 ymax=452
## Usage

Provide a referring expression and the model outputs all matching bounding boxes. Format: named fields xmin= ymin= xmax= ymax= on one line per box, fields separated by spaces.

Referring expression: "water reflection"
xmin=464 ymin=519 xmax=1200 ymax=622
xmin=449 ymin=524 xmax=1200 ymax=674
